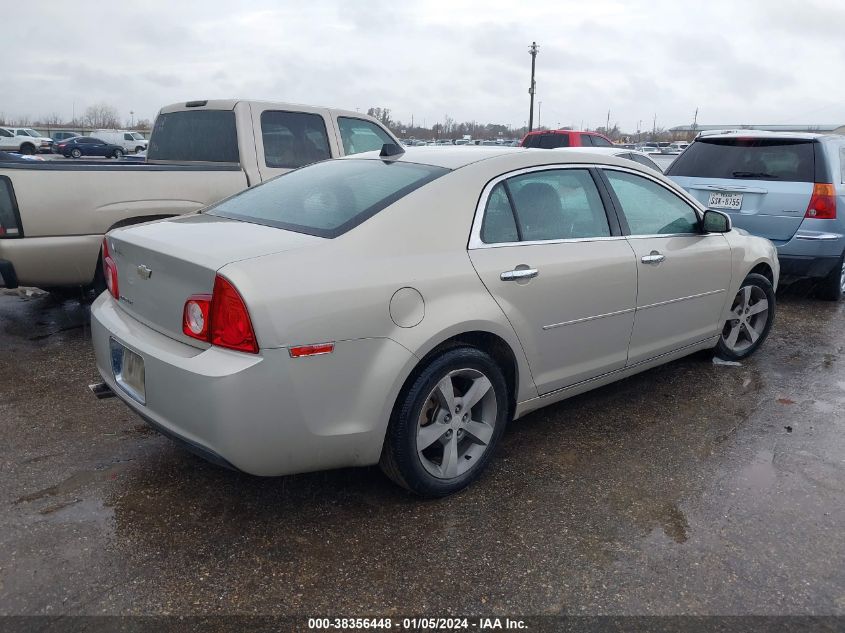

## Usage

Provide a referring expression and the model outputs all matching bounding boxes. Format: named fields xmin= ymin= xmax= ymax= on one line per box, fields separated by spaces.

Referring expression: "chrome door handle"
xmin=501 ymin=268 xmax=539 ymax=281
xmin=641 ymin=251 xmax=665 ymax=265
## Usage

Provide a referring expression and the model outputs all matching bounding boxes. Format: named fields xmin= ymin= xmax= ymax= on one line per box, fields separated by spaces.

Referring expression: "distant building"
xmin=668 ymin=123 xmax=845 ymax=140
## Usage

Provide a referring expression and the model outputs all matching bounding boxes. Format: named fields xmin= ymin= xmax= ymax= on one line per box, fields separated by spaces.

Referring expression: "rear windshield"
xmin=147 ymin=110 xmax=239 ymax=163
xmin=206 ymin=159 xmax=449 ymax=238
xmin=667 ymin=137 xmax=815 ymax=182
xmin=522 ymin=133 xmax=570 ymax=149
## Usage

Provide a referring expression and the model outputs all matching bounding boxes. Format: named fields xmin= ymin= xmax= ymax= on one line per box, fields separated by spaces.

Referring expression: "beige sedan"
xmin=90 ymin=146 xmax=778 ymax=496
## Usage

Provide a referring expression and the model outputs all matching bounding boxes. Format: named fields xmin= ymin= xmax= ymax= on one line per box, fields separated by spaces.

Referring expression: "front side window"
xmin=481 ymin=169 xmax=610 ymax=243
xmin=628 ymin=153 xmax=662 ymax=173
xmin=261 ymin=110 xmax=331 ymax=169
xmin=605 ymin=170 xmax=699 ymax=235
xmin=208 ymin=159 xmax=448 ymax=238
xmin=579 ymin=134 xmax=594 ymax=147
xmin=337 ymin=117 xmax=394 ymax=156
xmin=591 ymin=135 xmax=613 ymax=147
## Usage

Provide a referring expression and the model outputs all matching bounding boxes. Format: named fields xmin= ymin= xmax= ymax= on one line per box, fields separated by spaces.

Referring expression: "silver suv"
xmin=667 ymin=131 xmax=845 ymax=299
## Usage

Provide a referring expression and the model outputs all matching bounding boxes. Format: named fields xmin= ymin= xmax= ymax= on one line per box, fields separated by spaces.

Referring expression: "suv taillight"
xmin=182 ymin=275 xmax=258 ymax=353
xmin=805 ymin=183 xmax=836 ymax=219
xmin=102 ymin=237 xmax=119 ymax=299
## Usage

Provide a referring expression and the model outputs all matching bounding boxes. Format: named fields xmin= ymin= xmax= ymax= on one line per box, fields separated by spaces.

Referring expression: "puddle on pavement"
xmin=738 ymin=448 xmax=777 ymax=490
xmin=14 ymin=462 xmax=129 ymax=505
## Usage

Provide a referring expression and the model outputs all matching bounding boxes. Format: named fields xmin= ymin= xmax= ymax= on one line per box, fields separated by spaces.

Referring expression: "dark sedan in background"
xmin=54 ymin=137 xmax=125 ymax=159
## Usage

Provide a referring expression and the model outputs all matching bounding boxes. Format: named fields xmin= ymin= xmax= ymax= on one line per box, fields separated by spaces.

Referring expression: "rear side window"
xmin=0 ymin=129 xmax=11 ymax=138
xmin=148 ymin=110 xmax=239 ymax=163
xmin=124 ymin=133 xmax=133 ymax=140
xmin=667 ymin=137 xmax=815 ymax=182
xmin=0 ymin=176 xmax=22 ymax=237
xmin=579 ymin=134 xmax=594 ymax=147
xmin=261 ymin=111 xmax=331 ymax=169
xmin=628 ymin=153 xmax=662 ymax=173
xmin=591 ymin=135 xmax=613 ymax=147
xmin=605 ymin=170 xmax=699 ymax=235
xmin=480 ymin=183 xmax=519 ymax=243
xmin=208 ymin=159 xmax=449 ymax=238
xmin=337 ymin=117 xmax=394 ymax=155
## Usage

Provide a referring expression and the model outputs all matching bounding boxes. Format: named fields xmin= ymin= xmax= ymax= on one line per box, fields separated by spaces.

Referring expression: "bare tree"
xmin=83 ymin=103 xmax=121 ymax=129
xmin=134 ymin=118 xmax=152 ymax=131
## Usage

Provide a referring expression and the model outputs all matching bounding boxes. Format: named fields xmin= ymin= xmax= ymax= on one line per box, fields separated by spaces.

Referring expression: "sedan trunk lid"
xmin=107 ymin=214 xmax=323 ymax=345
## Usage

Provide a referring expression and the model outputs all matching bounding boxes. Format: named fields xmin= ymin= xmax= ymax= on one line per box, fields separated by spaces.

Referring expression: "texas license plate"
xmin=708 ymin=192 xmax=743 ymax=210
xmin=110 ymin=338 xmax=146 ymax=404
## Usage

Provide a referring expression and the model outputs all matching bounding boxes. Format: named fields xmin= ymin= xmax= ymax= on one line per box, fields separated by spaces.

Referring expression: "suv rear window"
xmin=207 ymin=159 xmax=449 ymax=238
xmin=667 ymin=137 xmax=815 ymax=182
xmin=148 ymin=110 xmax=239 ymax=163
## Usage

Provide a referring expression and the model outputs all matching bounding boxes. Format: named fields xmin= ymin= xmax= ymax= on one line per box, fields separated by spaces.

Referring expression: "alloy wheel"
xmin=721 ymin=285 xmax=770 ymax=353
xmin=416 ymin=368 xmax=498 ymax=479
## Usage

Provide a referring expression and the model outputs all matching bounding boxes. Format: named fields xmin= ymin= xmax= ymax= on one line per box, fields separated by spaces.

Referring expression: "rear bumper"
xmin=776 ymin=227 xmax=844 ymax=279
xmin=778 ymin=255 xmax=840 ymax=278
xmin=0 ymin=258 xmax=19 ymax=288
xmin=90 ymin=293 xmax=415 ymax=476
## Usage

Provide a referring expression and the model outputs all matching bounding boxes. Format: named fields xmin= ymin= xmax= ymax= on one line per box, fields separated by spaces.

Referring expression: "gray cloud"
xmin=0 ymin=0 xmax=842 ymax=131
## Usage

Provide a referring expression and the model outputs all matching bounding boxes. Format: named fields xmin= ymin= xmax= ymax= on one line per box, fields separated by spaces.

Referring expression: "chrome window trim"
xmin=468 ymin=163 xmax=617 ymax=250
xmin=469 ymin=163 xmax=708 ymax=250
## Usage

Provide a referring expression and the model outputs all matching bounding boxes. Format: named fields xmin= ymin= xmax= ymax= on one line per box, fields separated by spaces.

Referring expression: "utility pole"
xmin=637 ymin=119 xmax=642 ymax=143
xmin=527 ymin=41 xmax=539 ymax=131
xmin=691 ymin=107 xmax=698 ymax=139
xmin=652 ymin=113 xmax=657 ymax=139
xmin=538 ymin=101 xmax=542 ymax=129
xmin=606 ymin=109 xmax=611 ymax=136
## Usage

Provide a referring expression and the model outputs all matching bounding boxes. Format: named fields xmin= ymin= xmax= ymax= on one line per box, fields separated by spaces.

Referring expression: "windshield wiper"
xmin=732 ymin=171 xmax=780 ymax=179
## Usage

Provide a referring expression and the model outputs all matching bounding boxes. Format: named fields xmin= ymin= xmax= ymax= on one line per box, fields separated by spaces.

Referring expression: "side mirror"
xmin=702 ymin=209 xmax=731 ymax=233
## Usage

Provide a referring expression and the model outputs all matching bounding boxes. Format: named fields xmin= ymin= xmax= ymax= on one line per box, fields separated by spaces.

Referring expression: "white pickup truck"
xmin=0 ymin=99 xmax=398 ymax=291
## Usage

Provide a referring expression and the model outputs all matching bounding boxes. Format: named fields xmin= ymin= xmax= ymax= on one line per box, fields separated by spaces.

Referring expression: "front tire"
xmin=715 ymin=273 xmax=775 ymax=361
xmin=20 ymin=143 xmax=35 ymax=155
xmin=380 ymin=346 xmax=509 ymax=497
xmin=816 ymin=253 xmax=845 ymax=301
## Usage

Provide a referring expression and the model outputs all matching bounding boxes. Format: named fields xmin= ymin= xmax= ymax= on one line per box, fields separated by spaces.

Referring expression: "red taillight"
xmin=181 ymin=275 xmax=258 ymax=353
xmin=182 ymin=294 xmax=211 ymax=340
xmin=102 ymin=237 xmax=119 ymax=299
xmin=805 ymin=183 xmax=837 ymax=219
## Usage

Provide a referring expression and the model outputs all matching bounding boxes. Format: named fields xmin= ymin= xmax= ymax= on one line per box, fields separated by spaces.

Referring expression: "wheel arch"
xmin=748 ymin=261 xmax=774 ymax=285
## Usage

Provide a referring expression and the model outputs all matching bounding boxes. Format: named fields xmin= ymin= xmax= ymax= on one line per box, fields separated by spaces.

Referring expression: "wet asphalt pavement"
xmin=0 ymin=285 xmax=843 ymax=618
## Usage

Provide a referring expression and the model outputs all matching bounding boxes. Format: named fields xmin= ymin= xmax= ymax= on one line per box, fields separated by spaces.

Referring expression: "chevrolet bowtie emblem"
xmin=136 ymin=264 xmax=153 ymax=279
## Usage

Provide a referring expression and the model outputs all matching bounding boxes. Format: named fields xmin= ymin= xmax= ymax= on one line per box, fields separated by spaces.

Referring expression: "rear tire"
xmin=380 ymin=346 xmax=509 ymax=497
xmin=112 ymin=149 xmax=124 ymax=159
xmin=715 ymin=273 xmax=775 ymax=361
xmin=815 ymin=253 xmax=845 ymax=301
xmin=70 ymin=148 xmax=82 ymax=159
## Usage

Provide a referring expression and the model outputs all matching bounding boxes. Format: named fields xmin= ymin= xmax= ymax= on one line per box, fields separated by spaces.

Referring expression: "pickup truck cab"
xmin=0 ymin=99 xmax=398 ymax=291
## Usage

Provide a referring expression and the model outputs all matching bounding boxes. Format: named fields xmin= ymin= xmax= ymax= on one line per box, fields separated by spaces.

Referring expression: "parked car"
xmin=90 ymin=129 xmax=148 ymax=153
xmin=54 ymin=136 xmax=125 ymax=159
xmin=0 ymin=127 xmax=45 ymax=155
xmin=666 ymin=131 xmax=845 ymax=299
xmin=51 ymin=131 xmax=81 ymax=142
xmin=89 ymin=146 xmax=778 ymax=496
xmin=9 ymin=128 xmax=54 ymax=153
xmin=0 ymin=100 xmax=398 ymax=292
xmin=558 ymin=146 xmax=663 ymax=173
xmin=521 ymin=129 xmax=613 ymax=149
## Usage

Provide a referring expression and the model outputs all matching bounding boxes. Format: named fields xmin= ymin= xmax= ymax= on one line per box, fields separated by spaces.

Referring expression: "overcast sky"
xmin=2 ymin=0 xmax=844 ymax=132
